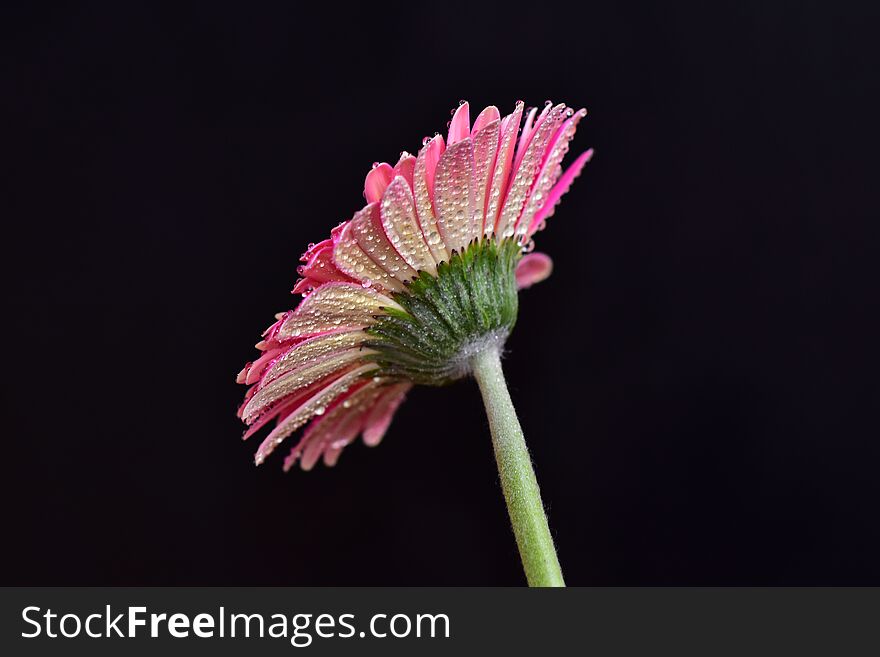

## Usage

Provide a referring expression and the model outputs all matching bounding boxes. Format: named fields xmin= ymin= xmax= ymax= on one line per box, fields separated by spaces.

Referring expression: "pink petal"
xmin=242 ymin=367 xmax=354 ymax=439
xmin=514 ymin=103 xmax=555 ymax=180
xmin=350 ymin=202 xmax=417 ymax=284
xmin=301 ymin=238 xmax=332 ymax=261
xmin=258 ymin=330 xmax=369 ymax=389
xmin=254 ymin=363 xmax=378 ymax=465
xmin=242 ymin=349 xmax=370 ymax=425
xmin=261 ymin=314 xmax=288 ymax=341
xmin=364 ymin=163 xmax=394 ymax=204
xmin=412 ymin=134 xmax=448 ymax=263
xmin=393 ymin=153 xmax=416 ymax=188
xmin=515 ymin=252 xmax=554 ymax=289
xmin=380 ymin=176 xmax=436 ymax=274
xmin=243 ymin=380 xmax=321 ymax=441
xmin=363 ymin=383 xmax=411 ymax=446
xmin=518 ymin=108 xmax=588 ymax=236
xmin=237 ymin=384 xmax=257 ymax=418
xmin=433 ymin=137 xmax=476 ymax=253
xmin=244 ymin=347 xmax=283 ymax=385
xmin=447 ymin=101 xmax=470 ymax=145
xmin=304 ymin=406 xmax=363 ymax=470
xmin=472 ymin=105 xmax=500 ymax=135
xmin=528 ymin=148 xmax=594 ymax=235
xmin=515 ymin=105 xmax=540 ymax=168
xmin=277 ymin=281 xmax=400 ymax=341
xmin=284 ymin=380 xmax=386 ymax=471
xmin=422 ymin=135 xmax=445 ymax=205
xmin=333 ymin=213 xmax=406 ymax=293
xmin=321 ymin=445 xmax=345 ymax=467
xmin=290 ymin=382 xmax=372 ymax=471
xmin=294 ymin=242 xmax=352 ymax=291
xmin=498 ymin=104 xmax=567 ymax=239
xmin=472 ymin=118 xmax=500 ymax=236
xmin=487 ymin=102 xmax=524 ymax=234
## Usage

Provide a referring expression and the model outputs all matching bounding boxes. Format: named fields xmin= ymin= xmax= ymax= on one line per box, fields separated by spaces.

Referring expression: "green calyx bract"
xmin=365 ymin=238 xmax=522 ymax=385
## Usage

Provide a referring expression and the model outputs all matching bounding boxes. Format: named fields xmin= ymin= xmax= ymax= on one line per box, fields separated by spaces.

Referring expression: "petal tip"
xmin=447 ymin=101 xmax=470 ymax=145
xmin=364 ymin=163 xmax=394 ymax=204
xmin=515 ymin=252 xmax=554 ymax=289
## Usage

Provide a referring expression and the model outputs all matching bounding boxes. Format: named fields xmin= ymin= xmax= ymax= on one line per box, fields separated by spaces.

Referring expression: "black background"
xmin=3 ymin=2 xmax=879 ymax=585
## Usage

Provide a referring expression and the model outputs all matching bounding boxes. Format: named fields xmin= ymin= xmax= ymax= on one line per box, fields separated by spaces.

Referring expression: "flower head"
xmin=237 ymin=100 xmax=592 ymax=471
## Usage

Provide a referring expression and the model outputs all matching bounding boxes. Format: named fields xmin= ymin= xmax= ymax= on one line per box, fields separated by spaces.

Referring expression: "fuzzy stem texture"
xmin=470 ymin=346 xmax=565 ymax=587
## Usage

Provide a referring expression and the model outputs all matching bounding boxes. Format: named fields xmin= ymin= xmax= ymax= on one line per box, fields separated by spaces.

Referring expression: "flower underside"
xmin=366 ymin=238 xmax=521 ymax=385
xmin=237 ymin=100 xmax=592 ymax=470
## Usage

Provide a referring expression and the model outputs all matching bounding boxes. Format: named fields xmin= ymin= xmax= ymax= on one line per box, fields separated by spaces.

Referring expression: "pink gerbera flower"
xmin=237 ymin=100 xmax=592 ymax=586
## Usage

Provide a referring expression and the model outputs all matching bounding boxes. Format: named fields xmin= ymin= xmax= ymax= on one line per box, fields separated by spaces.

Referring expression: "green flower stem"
xmin=470 ymin=345 xmax=565 ymax=587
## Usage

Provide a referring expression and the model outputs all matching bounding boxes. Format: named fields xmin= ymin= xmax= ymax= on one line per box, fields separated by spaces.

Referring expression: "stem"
xmin=470 ymin=345 xmax=565 ymax=587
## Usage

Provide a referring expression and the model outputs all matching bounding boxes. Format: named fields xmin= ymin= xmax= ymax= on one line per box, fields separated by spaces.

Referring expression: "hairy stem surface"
xmin=470 ymin=346 xmax=565 ymax=587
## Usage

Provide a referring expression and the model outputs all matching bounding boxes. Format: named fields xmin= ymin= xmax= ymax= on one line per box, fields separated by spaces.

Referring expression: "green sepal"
xmin=365 ymin=238 xmax=521 ymax=385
